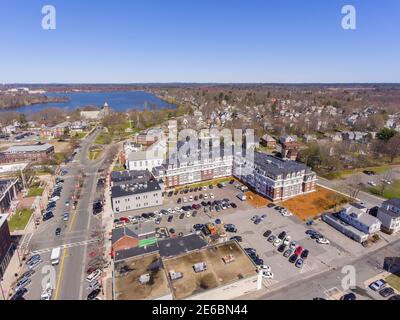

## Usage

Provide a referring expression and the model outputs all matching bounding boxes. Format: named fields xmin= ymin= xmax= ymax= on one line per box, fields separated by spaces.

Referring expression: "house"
xmin=112 ymin=221 xmax=156 ymax=253
xmin=40 ymin=122 xmax=70 ymax=138
xmin=260 ymin=134 xmax=276 ymax=149
xmin=338 ymin=204 xmax=381 ymax=235
xmin=377 ymin=199 xmax=400 ymax=234
xmin=279 ymin=134 xmax=297 ymax=145
xmin=125 ymin=150 xmax=164 ymax=172
xmin=0 ymin=214 xmax=13 ymax=278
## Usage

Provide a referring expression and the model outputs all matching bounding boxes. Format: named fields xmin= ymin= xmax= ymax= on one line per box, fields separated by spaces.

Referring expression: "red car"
xmin=119 ymin=217 xmax=129 ymax=223
xmin=295 ymin=246 xmax=303 ymax=256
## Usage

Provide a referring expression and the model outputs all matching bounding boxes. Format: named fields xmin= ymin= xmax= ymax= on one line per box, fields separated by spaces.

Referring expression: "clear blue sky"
xmin=0 ymin=0 xmax=399 ymax=83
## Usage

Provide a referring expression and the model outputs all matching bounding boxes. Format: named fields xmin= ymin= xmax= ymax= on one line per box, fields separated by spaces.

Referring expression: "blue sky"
xmin=0 ymin=0 xmax=399 ymax=83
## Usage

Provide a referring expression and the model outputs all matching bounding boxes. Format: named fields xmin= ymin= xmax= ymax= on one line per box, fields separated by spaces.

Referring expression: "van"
xmin=237 ymin=193 xmax=247 ymax=201
xmin=51 ymin=247 xmax=61 ymax=265
xmin=87 ymin=269 xmax=102 ymax=283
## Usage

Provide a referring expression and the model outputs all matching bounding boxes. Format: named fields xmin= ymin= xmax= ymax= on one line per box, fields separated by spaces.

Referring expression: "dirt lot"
xmin=50 ymin=140 xmax=73 ymax=153
xmin=245 ymin=191 xmax=270 ymax=208
xmin=282 ymin=187 xmax=349 ymax=221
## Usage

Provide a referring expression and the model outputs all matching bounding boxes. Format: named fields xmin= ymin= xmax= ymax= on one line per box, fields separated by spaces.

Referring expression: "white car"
xmin=204 ymin=194 xmax=209 ymax=200
xmin=258 ymin=265 xmax=272 ymax=272
xmin=183 ymin=198 xmax=187 ymax=203
xmin=369 ymin=279 xmax=387 ymax=292
xmin=203 ymin=186 xmax=208 ymax=191
xmin=261 ymin=271 xmax=274 ymax=279
xmin=189 ymin=196 xmax=193 ymax=202
xmin=317 ymin=238 xmax=330 ymax=245
xmin=186 ymin=212 xmax=191 ymax=218
xmin=86 ymin=269 xmax=102 ymax=283
xmin=88 ymin=281 xmax=101 ymax=291
xmin=368 ymin=181 xmax=377 ymax=187
xmin=210 ymin=193 xmax=215 ymax=199
xmin=273 ymin=239 xmax=282 ymax=247
xmin=283 ymin=237 xmax=291 ymax=246
xmin=281 ymin=211 xmax=293 ymax=217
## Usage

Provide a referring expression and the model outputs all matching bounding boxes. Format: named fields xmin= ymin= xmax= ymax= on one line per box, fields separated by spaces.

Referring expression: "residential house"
xmin=377 ymin=199 xmax=400 ymax=234
xmin=338 ymin=203 xmax=381 ymax=235
xmin=260 ymin=134 xmax=277 ymax=149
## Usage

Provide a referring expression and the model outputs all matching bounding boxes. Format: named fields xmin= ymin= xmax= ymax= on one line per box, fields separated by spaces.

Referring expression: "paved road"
xmin=23 ymin=128 xmax=114 ymax=300
xmin=245 ymin=238 xmax=400 ymax=300
xmin=318 ymin=178 xmax=385 ymax=208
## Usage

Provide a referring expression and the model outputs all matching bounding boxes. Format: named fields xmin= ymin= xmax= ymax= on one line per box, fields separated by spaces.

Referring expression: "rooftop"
xmin=163 ymin=241 xmax=257 ymax=300
xmin=111 ymin=180 xmax=162 ymax=198
xmin=111 ymin=169 xmax=153 ymax=186
xmin=114 ymin=252 xmax=171 ymax=300
xmin=4 ymin=143 xmax=54 ymax=153
xmin=252 ymin=152 xmax=308 ymax=176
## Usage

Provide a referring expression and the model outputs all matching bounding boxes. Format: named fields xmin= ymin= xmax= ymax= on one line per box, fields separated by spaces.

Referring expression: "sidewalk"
xmin=100 ymin=148 xmax=120 ymax=300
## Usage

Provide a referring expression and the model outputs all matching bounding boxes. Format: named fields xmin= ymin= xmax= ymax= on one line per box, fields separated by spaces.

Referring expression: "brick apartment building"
xmin=0 ymin=143 xmax=55 ymax=164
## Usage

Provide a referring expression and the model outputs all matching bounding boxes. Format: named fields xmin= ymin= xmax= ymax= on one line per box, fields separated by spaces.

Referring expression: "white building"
xmin=125 ymin=150 xmax=164 ymax=172
xmin=377 ymin=199 xmax=400 ymax=234
xmin=338 ymin=204 xmax=381 ymax=235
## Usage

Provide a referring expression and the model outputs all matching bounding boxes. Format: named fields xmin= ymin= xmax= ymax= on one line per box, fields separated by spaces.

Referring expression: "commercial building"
xmin=377 ymin=199 xmax=400 ymax=234
xmin=111 ymin=179 xmax=163 ymax=214
xmin=110 ymin=169 xmax=154 ymax=187
xmin=40 ymin=122 xmax=70 ymax=139
xmin=338 ymin=204 xmax=381 ymax=235
xmin=113 ymin=240 xmax=258 ymax=300
xmin=0 ymin=214 xmax=13 ymax=278
xmin=234 ymin=151 xmax=317 ymax=202
xmin=0 ymin=143 xmax=55 ymax=164
xmin=322 ymin=213 xmax=369 ymax=243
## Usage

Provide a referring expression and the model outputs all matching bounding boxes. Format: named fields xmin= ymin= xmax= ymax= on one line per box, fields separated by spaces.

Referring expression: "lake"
xmin=3 ymin=91 xmax=176 ymax=113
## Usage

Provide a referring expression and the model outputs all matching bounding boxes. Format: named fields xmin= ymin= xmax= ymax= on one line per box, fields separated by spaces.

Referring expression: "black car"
xmin=278 ymin=244 xmax=287 ymax=253
xmin=389 ymin=295 xmax=400 ymax=301
xmin=230 ymin=202 xmax=237 ymax=208
xmin=230 ymin=236 xmax=243 ymax=242
xmin=267 ymin=203 xmax=275 ymax=208
xmin=87 ymin=289 xmax=101 ymax=300
xmin=55 ymin=228 xmax=61 ymax=236
xmin=193 ymin=224 xmax=204 ymax=231
xmin=263 ymin=230 xmax=272 ymax=238
xmin=244 ymin=248 xmax=257 ymax=255
xmin=226 ymin=226 xmax=237 ymax=233
xmin=289 ymin=254 xmax=298 ymax=263
xmin=379 ymin=287 xmax=395 ymax=298
xmin=301 ymin=250 xmax=309 ymax=259
xmin=43 ymin=212 xmax=54 ymax=221
xmin=202 ymin=226 xmax=211 ymax=236
xmin=363 ymin=170 xmax=376 ymax=176
xmin=278 ymin=232 xmax=287 ymax=240
xmin=168 ymin=216 xmax=174 ymax=223
xmin=340 ymin=293 xmax=356 ymax=300
xmin=253 ymin=258 xmax=264 ymax=266
xmin=179 ymin=213 xmax=185 ymax=219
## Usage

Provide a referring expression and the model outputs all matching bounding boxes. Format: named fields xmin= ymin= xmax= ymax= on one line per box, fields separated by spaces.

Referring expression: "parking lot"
xmin=113 ymin=181 xmax=361 ymax=290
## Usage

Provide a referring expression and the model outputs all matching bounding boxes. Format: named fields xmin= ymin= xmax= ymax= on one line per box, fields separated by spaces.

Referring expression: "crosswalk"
xmin=263 ymin=279 xmax=279 ymax=287
xmin=300 ymin=262 xmax=315 ymax=274
xmin=30 ymin=239 xmax=101 ymax=255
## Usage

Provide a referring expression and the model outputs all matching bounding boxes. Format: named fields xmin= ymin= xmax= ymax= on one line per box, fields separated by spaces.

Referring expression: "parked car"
xmin=87 ymin=289 xmax=101 ymax=300
xmin=295 ymin=246 xmax=304 ymax=255
xmin=63 ymin=213 xmax=70 ymax=221
xmin=388 ymin=295 xmax=400 ymax=301
xmin=289 ymin=254 xmax=298 ymax=263
xmin=273 ymin=239 xmax=282 ymax=247
xmin=268 ymin=235 xmax=276 ymax=243
xmin=55 ymin=228 xmax=61 ymax=236
xmin=369 ymin=279 xmax=387 ymax=292
xmin=86 ymin=269 xmax=102 ymax=283
xmin=295 ymin=259 xmax=304 ymax=268
xmin=317 ymin=238 xmax=330 ymax=245
xmin=379 ymin=287 xmax=395 ymax=298
xmin=263 ymin=230 xmax=272 ymax=238
xmin=283 ymin=249 xmax=293 ymax=258
xmin=301 ymin=250 xmax=309 ymax=259
xmin=278 ymin=232 xmax=287 ymax=240
xmin=278 ymin=244 xmax=286 ymax=253
xmin=230 ymin=236 xmax=243 ymax=242
xmin=340 ymin=293 xmax=356 ymax=300
xmin=267 ymin=203 xmax=275 ymax=208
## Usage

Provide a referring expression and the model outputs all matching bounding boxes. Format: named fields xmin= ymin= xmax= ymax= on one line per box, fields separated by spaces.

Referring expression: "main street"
xmin=24 ymin=128 xmax=117 ymax=300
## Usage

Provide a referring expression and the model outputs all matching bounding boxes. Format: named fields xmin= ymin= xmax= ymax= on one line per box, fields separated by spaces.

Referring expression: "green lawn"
xmin=321 ymin=165 xmax=395 ymax=181
xmin=175 ymin=177 xmax=234 ymax=191
xmin=27 ymin=187 xmax=44 ymax=197
xmin=368 ymin=180 xmax=400 ymax=199
xmin=95 ymin=132 xmax=113 ymax=145
xmin=113 ymin=164 xmax=125 ymax=171
xmin=386 ymin=273 xmax=400 ymax=292
xmin=8 ymin=209 xmax=33 ymax=232
xmin=89 ymin=149 xmax=103 ymax=160
xmin=74 ymin=132 xmax=87 ymax=139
